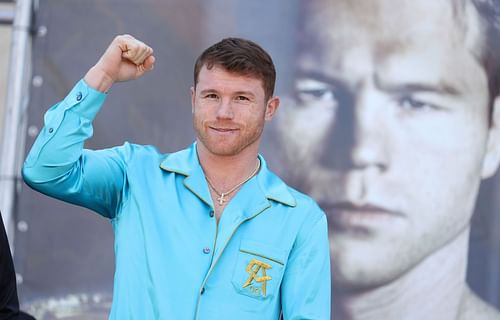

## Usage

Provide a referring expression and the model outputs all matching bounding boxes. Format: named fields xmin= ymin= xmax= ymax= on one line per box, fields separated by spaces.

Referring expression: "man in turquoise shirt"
xmin=22 ymin=35 xmax=330 ymax=319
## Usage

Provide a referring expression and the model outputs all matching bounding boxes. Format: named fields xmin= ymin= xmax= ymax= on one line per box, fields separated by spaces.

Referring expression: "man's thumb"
xmin=143 ymin=55 xmax=155 ymax=71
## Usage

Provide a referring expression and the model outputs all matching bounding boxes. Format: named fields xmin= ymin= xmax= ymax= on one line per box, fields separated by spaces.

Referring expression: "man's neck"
xmin=196 ymin=141 xmax=260 ymax=186
xmin=197 ymin=141 xmax=261 ymax=220
xmin=334 ymin=229 xmax=470 ymax=320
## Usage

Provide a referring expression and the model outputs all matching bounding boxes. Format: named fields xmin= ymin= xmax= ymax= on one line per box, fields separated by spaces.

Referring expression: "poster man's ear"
xmin=481 ymin=96 xmax=500 ymax=179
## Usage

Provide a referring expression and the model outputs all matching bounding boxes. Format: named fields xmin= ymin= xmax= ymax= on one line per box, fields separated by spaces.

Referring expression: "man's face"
xmin=275 ymin=0 xmax=496 ymax=289
xmin=192 ymin=65 xmax=277 ymax=157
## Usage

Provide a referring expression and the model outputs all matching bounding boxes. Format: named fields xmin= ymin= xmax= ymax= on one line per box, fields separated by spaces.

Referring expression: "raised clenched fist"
xmin=84 ymin=34 xmax=155 ymax=92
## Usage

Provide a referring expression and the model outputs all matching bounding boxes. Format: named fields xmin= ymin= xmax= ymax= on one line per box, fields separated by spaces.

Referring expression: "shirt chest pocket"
xmin=231 ymin=239 xmax=287 ymax=301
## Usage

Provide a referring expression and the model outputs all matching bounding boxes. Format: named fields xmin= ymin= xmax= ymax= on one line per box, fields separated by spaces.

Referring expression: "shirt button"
xmin=209 ymin=210 xmax=214 ymax=218
xmin=48 ymin=128 xmax=54 ymax=133
xmin=76 ymin=92 xmax=83 ymax=101
xmin=203 ymin=247 xmax=211 ymax=254
xmin=200 ymin=287 xmax=205 ymax=295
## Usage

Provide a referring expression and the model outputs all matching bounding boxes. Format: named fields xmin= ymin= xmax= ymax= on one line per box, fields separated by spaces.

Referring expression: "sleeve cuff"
xmin=62 ymin=79 xmax=108 ymax=121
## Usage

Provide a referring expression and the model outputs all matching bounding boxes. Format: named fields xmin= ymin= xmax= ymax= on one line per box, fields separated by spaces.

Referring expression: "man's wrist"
xmin=84 ymin=66 xmax=115 ymax=93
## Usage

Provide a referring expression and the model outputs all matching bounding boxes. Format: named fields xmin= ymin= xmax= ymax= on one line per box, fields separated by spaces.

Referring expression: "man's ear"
xmin=190 ymin=87 xmax=196 ymax=114
xmin=481 ymin=95 xmax=500 ymax=179
xmin=264 ymin=96 xmax=280 ymax=121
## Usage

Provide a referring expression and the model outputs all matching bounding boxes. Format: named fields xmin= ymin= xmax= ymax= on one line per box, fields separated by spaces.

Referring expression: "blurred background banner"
xmin=0 ymin=0 xmax=498 ymax=319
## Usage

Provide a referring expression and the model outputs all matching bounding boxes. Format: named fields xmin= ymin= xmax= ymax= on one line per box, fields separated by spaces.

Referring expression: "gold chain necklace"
xmin=205 ymin=159 xmax=261 ymax=206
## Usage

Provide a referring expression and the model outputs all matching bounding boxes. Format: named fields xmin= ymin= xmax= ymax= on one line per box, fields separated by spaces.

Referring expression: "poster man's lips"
xmin=323 ymin=201 xmax=402 ymax=216
xmin=322 ymin=201 xmax=405 ymax=232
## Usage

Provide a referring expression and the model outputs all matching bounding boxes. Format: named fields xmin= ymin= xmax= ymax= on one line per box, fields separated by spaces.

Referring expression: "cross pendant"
xmin=217 ymin=193 xmax=226 ymax=205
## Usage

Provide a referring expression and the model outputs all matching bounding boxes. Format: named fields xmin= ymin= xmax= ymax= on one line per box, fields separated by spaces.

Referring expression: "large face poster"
xmin=15 ymin=0 xmax=500 ymax=319
xmin=266 ymin=0 xmax=500 ymax=319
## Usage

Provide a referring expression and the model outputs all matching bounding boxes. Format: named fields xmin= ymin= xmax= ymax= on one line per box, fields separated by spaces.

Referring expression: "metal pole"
xmin=0 ymin=0 xmax=33 ymax=244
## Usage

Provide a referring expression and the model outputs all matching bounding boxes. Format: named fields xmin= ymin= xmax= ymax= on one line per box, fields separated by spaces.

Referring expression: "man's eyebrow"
xmin=233 ymin=90 xmax=256 ymax=97
xmin=296 ymin=70 xmax=342 ymax=85
xmin=199 ymin=89 xmax=217 ymax=95
xmin=375 ymin=75 xmax=461 ymax=96
xmin=382 ymin=83 xmax=461 ymax=96
xmin=199 ymin=89 xmax=256 ymax=97
xmin=297 ymin=70 xmax=462 ymax=95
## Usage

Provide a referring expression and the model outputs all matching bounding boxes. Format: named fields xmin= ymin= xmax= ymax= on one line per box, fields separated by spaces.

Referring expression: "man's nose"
xmin=216 ymin=98 xmax=234 ymax=119
xmin=321 ymin=88 xmax=390 ymax=171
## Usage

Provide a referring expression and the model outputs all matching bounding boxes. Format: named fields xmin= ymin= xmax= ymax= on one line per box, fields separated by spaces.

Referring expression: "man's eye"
xmin=398 ymin=96 xmax=434 ymax=111
xmin=297 ymin=89 xmax=334 ymax=101
xmin=295 ymin=88 xmax=337 ymax=109
xmin=235 ymin=96 xmax=250 ymax=101
xmin=292 ymin=76 xmax=343 ymax=111
xmin=293 ymin=78 xmax=339 ymax=109
xmin=203 ymin=93 xmax=219 ymax=100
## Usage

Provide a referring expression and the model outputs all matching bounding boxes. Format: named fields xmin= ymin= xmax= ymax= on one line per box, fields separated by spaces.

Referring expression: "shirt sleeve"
xmin=281 ymin=209 xmax=331 ymax=320
xmin=22 ymin=79 xmax=128 ymax=218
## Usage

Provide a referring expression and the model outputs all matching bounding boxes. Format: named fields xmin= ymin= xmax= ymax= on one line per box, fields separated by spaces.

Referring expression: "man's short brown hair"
xmin=194 ymin=37 xmax=276 ymax=100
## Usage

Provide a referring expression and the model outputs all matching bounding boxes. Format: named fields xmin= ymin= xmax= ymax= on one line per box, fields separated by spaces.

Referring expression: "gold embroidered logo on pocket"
xmin=242 ymin=259 xmax=272 ymax=296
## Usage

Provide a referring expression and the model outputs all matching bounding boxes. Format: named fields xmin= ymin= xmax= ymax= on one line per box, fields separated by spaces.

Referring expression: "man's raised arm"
xmin=22 ymin=35 xmax=154 ymax=218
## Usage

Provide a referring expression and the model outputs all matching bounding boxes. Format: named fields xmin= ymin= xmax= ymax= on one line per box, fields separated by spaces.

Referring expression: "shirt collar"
xmin=159 ymin=142 xmax=296 ymax=208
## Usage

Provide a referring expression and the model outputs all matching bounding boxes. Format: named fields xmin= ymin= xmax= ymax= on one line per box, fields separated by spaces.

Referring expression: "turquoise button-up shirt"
xmin=22 ymin=80 xmax=331 ymax=319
